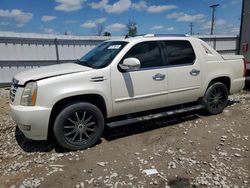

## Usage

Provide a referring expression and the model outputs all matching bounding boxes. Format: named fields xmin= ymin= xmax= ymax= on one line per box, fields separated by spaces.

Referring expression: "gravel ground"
xmin=0 ymin=87 xmax=250 ymax=188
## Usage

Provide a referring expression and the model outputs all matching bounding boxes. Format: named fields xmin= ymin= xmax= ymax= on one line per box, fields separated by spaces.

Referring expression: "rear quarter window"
xmin=164 ymin=40 xmax=196 ymax=66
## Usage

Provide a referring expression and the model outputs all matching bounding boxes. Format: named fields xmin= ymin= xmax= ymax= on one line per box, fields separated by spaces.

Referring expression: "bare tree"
xmin=103 ymin=31 xmax=111 ymax=36
xmin=127 ymin=20 xmax=137 ymax=37
xmin=96 ymin=23 xmax=104 ymax=36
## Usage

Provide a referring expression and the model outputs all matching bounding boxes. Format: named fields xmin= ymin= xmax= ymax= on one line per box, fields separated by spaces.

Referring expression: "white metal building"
xmin=0 ymin=32 xmax=238 ymax=85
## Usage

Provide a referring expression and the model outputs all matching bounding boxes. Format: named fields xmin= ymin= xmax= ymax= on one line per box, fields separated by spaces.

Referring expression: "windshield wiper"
xmin=74 ymin=59 xmax=91 ymax=68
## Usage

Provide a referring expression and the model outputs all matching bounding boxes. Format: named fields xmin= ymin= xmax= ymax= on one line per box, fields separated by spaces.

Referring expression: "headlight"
xmin=21 ymin=82 xmax=37 ymax=106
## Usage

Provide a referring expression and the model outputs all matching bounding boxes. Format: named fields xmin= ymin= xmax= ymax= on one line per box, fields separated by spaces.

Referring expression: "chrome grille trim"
xmin=10 ymin=78 xmax=19 ymax=102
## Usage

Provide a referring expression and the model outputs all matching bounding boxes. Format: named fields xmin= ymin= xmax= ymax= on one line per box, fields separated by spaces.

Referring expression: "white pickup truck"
xmin=10 ymin=34 xmax=246 ymax=150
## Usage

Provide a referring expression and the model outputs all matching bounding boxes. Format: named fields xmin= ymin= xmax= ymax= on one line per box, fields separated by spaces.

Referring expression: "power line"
xmin=190 ymin=23 xmax=193 ymax=35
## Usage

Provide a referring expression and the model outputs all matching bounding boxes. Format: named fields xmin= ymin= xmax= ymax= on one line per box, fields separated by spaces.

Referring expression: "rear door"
xmin=162 ymin=40 xmax=202 ymax=106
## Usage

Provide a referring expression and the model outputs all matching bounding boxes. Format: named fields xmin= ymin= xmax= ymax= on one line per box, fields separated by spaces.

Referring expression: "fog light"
xmin=19 ymin=124 xmax=31 ymax=131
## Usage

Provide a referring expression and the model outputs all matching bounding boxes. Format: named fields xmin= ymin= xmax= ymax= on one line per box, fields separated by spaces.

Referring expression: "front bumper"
xmin=10 ymin=104 xmax=52 ymax=140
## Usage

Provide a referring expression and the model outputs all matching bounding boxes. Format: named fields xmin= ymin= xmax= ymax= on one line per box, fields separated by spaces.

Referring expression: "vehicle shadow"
xmin=15 ymin=113 xmax=200 ymax=153
xmin=103 ymin=111 xmax=200 ymax=141
xmin=15 ymin=127 xmax=102 ymax=153
xmin=244 ymin=82 xmax=250 ymax=91
xmin=15 ymin=98 xmax=240 ymax=152
xmin=168 ymin=176 xmax=197 ymax=188
xmin=15 ymin=127 xmax=58 ymax=152
xmin=227 ymin=99 xmax=240 ymax=106
xmin=103 ymin=98 xmax=241 ymax=141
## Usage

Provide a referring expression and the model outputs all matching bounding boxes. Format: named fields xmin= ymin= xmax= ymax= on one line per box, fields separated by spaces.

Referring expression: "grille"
xmin=10 ymin=79 xmax=19 ymax=102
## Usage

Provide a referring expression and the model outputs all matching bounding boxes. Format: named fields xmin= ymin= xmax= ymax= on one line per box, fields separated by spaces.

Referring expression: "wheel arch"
xmin=47 ymin=94 xmax=107 ymax=140
xmin=206 ymin=76 xmax=231 ymax=92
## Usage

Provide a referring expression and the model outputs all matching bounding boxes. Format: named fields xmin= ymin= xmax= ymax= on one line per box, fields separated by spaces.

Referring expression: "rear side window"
xmin=164 ymin=40 xmax=196 ymax=66
xmin=124 ymin=41 xmax=164 ymax=68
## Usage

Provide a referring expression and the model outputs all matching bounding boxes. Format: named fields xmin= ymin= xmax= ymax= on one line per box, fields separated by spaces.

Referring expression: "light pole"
xmin=210 ymin=4 xmax=219 ymax=35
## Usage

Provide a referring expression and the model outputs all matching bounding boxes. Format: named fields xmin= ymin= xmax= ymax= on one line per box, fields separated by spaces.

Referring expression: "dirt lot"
xmin=0 ymin=87 xmax=250 ymax=188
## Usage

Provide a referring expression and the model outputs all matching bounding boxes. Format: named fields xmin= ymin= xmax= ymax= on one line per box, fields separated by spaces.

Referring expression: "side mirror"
xmin=119 ymin=58 xmax=141 ymax=71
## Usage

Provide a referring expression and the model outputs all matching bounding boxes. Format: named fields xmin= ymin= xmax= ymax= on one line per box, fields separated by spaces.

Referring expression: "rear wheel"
xmin=53 ymin=102 xmax=104 ymax=150
xmin=202 ymin=82 xmax=228 ymax=115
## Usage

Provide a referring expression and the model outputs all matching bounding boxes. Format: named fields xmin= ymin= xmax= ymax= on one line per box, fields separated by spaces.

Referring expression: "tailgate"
xmin=221 ymin=55 xmax=244 ymax=60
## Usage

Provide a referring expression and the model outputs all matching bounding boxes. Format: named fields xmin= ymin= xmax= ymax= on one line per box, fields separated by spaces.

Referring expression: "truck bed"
xmin=221 ymin=55 xmax=244 ymax=60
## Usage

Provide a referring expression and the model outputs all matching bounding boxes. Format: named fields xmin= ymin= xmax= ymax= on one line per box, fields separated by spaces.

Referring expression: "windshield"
xmin=77 ymin=41 xmax=128 ymax=69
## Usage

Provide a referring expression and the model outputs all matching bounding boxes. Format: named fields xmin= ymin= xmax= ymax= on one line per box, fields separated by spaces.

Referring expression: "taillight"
xmin=243 ymin=59 xmax=247 ymax=77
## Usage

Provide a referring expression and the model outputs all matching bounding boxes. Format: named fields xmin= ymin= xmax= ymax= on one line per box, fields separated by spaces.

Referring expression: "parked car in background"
xmin=239 ymin=0 xmax=250 ymax=83
xmin=10 ymin=34 xmax=246 ymax=150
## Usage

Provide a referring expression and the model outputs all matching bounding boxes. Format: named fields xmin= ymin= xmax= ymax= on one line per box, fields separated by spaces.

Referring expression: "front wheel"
xmin=202 ymin=82 xmax=228 ymax=115
xmin=53 ymin=102 xmax=104 ymax=150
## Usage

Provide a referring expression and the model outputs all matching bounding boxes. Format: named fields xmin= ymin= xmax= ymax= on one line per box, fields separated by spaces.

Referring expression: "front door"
xmin=111 ymin=41 xmax=168 ymax=117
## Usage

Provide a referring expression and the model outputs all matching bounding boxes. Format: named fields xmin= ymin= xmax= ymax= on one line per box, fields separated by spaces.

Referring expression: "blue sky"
xmin=0 ymin=0 xmax=243 ymax=36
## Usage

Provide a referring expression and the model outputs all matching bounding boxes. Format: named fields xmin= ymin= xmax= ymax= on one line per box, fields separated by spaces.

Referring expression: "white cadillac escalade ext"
xmin=10 ymin=34 xmax=246 ymax=150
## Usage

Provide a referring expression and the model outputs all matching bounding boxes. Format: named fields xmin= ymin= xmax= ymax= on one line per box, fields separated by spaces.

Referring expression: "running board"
xmin=106 ymin=104 xmax=204 ymax=128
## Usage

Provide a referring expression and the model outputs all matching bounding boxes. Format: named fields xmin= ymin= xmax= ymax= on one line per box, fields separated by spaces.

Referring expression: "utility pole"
xmin=189 ymin=23 xmax=193 ymax=35
xmin=210 ymin=4 xmax=219 ymax=35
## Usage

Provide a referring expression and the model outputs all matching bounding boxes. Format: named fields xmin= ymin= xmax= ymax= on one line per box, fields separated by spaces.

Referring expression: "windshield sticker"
xmin=108 ymin=45 xmax=121 ymax=50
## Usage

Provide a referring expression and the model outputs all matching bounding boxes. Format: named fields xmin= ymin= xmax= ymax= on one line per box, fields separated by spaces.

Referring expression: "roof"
xmin=108 ymin=34 xmax=194 ymax=43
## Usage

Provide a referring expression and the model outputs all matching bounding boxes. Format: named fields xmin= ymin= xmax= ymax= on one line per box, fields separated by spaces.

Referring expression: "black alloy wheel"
xmin=53 ymin=102 xmax=104 ymax=150
xmin=203 ymin=82 xmax=228 ymax=115
xmin=64 ymin=111 xmax=97 ymax=144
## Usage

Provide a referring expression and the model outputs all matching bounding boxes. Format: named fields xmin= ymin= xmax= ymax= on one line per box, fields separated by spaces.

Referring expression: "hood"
xmin=14 ymin=63 xmax=92 ymax=85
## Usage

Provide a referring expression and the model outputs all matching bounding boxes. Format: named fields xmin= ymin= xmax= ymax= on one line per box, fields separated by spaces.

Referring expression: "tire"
xmin=202 ymin=82 xmax=228 ymax=115
xmin=53 ymin=102 xmax=104 ymax=150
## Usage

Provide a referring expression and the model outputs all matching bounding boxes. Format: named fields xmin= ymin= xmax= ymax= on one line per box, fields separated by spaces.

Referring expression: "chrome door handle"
xmin=153 ymin=73 xmax=165 ymax=81
xmin=190 ymin=69 xmax=200 ymax=76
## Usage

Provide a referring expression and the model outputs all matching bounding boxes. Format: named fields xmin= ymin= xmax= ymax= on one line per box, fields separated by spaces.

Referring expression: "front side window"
xmin=124 ymin=41 xmax=164 ymax=69
xmin=164 ymin=40 xmax=196 ymax=66
xmin=78 ymin=41 xmax=127 ymax=69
